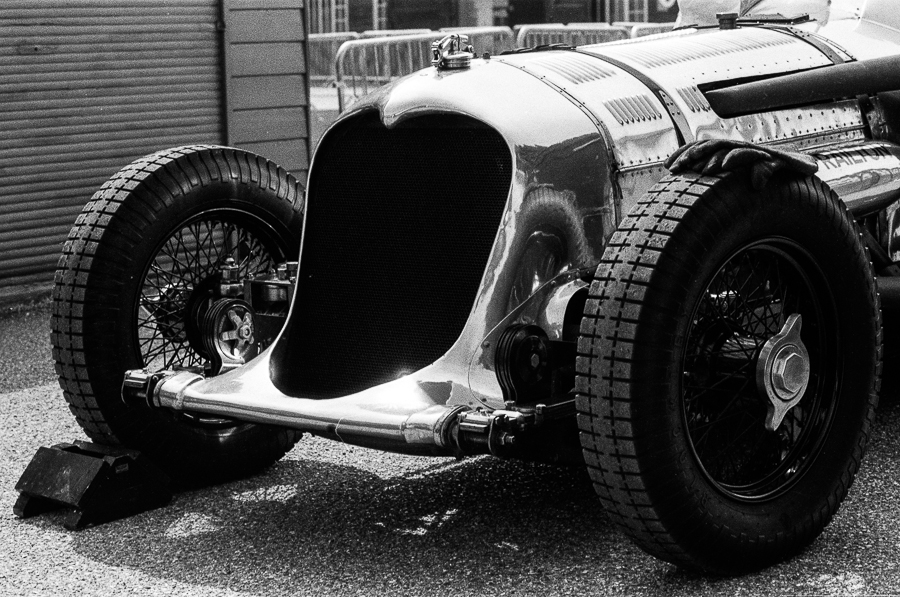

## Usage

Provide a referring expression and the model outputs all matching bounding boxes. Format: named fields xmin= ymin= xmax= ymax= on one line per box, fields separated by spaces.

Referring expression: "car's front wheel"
xmin=51 ymin=145 xmax=305 ymax=486
xmin=576 ymin=172 xmax=881 ymax=574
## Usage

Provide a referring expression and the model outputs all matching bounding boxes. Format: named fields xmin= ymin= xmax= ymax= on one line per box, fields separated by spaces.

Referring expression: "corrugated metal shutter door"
xmin=0 ymin=1 xmax=224 ymax=299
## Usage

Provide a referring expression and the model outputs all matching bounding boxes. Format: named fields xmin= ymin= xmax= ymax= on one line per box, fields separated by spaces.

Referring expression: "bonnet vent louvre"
xmin=525 ymin=52 xmax=616 ymax=84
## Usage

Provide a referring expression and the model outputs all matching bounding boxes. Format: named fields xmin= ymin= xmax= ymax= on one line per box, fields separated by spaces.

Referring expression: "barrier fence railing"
xmin=360 ymin=28 xmax=432 ymax=37
xmin=331 ymin=23 xmax=665 ymax=111
xmin=310 ymin=31 xmax=430 ymax=86
xmin=309 ymin=32 xmax=360 ymax=86
xmin=515 ymin=23 xmax=630 ymax=47
xmin=613 ymin=21 xmax=677 ymax=37
xmin=335 ymin=32 xmax=436 ymax=111
xmin=438 ymin=26 xmax=515 ymax=56
xmin=335 ymin=27 xmax=515 ymax=111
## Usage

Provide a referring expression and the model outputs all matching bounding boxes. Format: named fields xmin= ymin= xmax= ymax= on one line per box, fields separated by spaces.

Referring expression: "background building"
xmin=0 ymin=0 xmax=310 ymax=303
xmin=504 ymin=0 xmax=678 ymax=26
xmin=307 ymin=0 xmax=675 ymax=33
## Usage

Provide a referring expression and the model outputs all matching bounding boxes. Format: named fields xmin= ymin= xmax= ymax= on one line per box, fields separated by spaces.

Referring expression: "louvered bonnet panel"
xmin=0 ymin=1 xmax=223 ymax=295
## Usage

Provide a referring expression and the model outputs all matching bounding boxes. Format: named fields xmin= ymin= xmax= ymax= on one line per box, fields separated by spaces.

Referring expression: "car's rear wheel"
xmin=51 ymin=145 xmax=305 ymax=486
xmin=576 ymin=172 xmax=881 ymax=574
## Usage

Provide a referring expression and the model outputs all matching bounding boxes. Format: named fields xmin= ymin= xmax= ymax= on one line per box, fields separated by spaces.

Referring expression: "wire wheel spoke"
xmin=682 ymin=243 xmax=832 ymax=498
xmin=136 ymin=215 xmax=280 ymax=373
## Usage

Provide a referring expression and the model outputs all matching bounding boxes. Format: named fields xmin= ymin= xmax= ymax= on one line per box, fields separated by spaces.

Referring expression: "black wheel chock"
xmin=13 ymin=441 xmax=172 ymax=530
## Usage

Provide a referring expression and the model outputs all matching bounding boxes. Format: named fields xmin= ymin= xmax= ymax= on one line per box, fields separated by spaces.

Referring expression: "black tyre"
xmin=51 ymin=145 xmax=305 ymax=485
xmin=576 ymin=172 xmax=881 ymax=574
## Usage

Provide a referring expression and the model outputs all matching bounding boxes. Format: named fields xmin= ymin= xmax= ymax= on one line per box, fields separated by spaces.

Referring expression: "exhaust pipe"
xmin=703 ymin=54 xmax=900 ymax=118
xmin=122 ymin=348 xmax=576 ymax=458
xmin=122 ymin=351 xmax=468 ymax=456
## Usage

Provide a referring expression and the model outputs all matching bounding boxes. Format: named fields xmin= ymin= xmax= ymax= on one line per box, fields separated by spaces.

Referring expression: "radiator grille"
xmin=272 ymin=113 xmax=512 ymax=398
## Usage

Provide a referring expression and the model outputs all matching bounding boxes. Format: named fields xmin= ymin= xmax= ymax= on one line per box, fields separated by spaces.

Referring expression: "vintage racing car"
xmin=51 ymin=0 xmax=900 ymax=575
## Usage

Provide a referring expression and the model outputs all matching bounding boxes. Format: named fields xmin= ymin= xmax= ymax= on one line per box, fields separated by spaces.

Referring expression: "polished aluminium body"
xmin=142 ymin=3 xmax=900 ymax=457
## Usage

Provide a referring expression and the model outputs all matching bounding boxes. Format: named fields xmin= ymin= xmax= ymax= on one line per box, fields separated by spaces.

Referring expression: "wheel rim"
xmin=681 ymin=239 xmax=838 ymax=501
xmin=135 ymin=208 xmax=286 ymax=383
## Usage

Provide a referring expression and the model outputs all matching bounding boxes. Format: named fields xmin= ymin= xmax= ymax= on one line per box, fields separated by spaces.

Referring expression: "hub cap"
xmin=757 ymin=314 xmax=810 ymax=431
xmin=203 ymin=298 xmax=257 ymax=373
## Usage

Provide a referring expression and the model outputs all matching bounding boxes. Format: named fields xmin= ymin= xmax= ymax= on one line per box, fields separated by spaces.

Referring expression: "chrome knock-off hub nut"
xmin=771 ymin=348 xmax=809 ymax=399
xmin=756 ymin=314 xmax=810 ymax=431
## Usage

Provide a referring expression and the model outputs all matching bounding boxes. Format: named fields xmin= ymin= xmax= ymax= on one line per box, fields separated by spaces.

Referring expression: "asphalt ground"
xmin=1 ymin=302 xmax=899 ymax=596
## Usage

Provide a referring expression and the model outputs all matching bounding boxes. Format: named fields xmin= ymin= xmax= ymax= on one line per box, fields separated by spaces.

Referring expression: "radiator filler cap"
xmin=432 ymin=34 xmax=475 ymax=70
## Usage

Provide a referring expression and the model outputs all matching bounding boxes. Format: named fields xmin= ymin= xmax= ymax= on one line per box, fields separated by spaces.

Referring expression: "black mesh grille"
xmin=272 ymin=113 xmax=512 ymax=398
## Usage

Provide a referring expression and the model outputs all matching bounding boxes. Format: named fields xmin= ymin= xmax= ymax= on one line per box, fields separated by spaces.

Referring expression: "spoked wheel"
xmin=577 ymin=172 xmax=881 ymax=574
xmin=52 ymin=145 xmax=305 ymax=485
xmin=138 ymin=210 xmax=285 ymax=428
xmin=139 ymin=212 xmax=277 ymax=371
xmin=683 ymin=241 xmax=833 ymax=501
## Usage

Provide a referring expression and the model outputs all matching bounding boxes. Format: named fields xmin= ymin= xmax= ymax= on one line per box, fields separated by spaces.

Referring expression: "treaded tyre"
xmin=51 ymin=145 xmax=305 ymax=486
xmin=576 ymin=172 xmax=881 ymax=574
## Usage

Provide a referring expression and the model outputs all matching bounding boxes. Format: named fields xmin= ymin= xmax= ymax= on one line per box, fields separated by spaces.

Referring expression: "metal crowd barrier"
xmin=312 ymin=31 xmax=433 ymax=87
xmin=360 ymin=29 xmax=433 ymax=37
xmin=323 ymin=22 xmax=671 ymax=112
xmin=438 ymin=26 xmax=515 ymax=56
xmin=309 ymin=32 xmax=360 ymax=86
xmin=334 ymin=27 xmax=515 ymax=111
xmin=613 ymin=21 xmax=677 ymax=38
xmin=515 ymin=23 xmax=629 ymax=48
xmin=335 ymin=32 xmax=437 ymax=111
